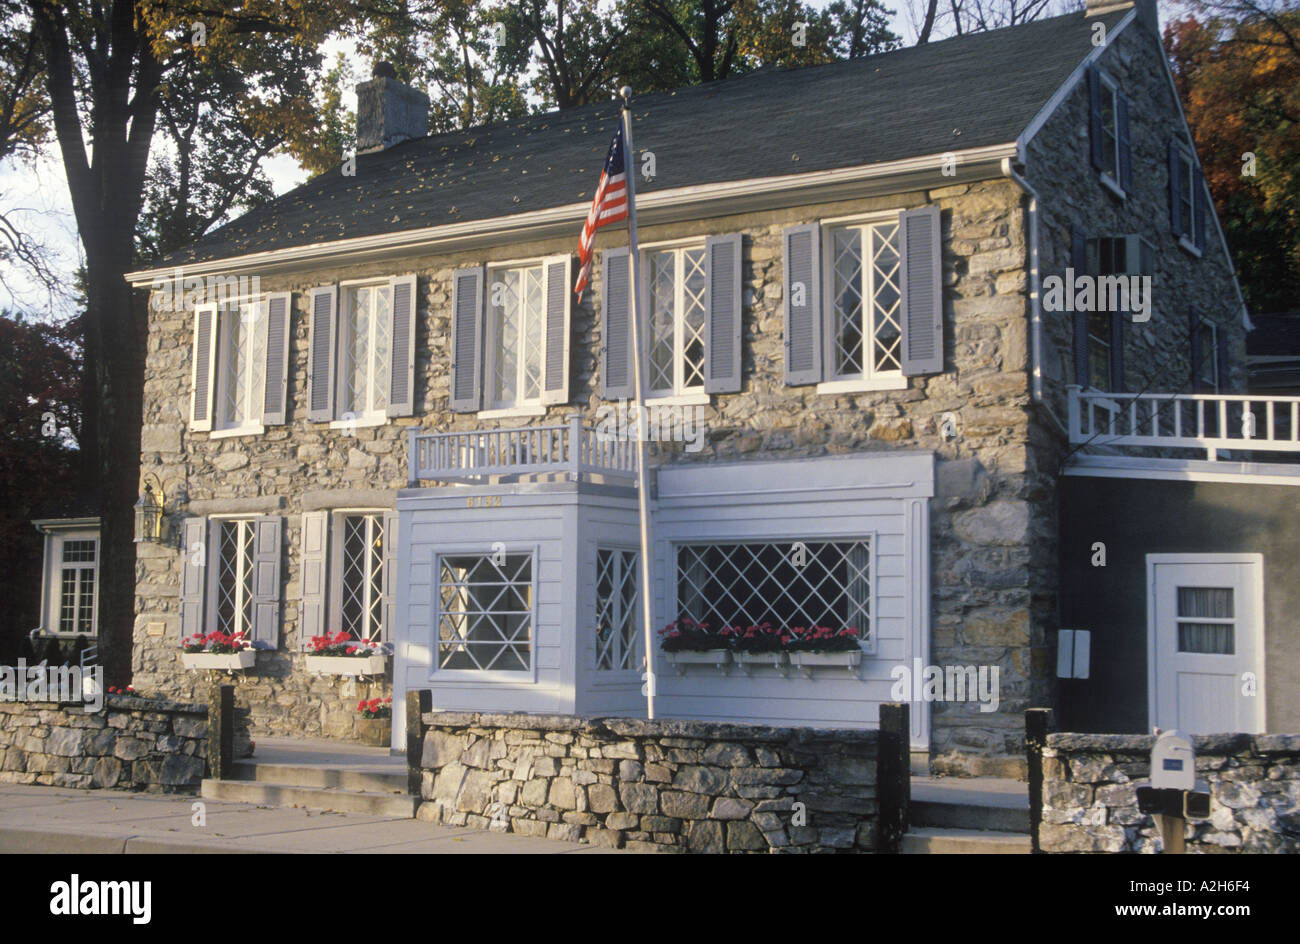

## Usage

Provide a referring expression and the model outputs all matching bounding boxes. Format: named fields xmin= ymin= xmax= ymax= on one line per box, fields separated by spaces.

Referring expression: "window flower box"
xmin=181 ymin=650 xmax=256 ymax=672
xmin=664 ymin=649 xmax=732 ymax=675
xmin=735 ymin=651 xmax=788 ymax=676
xmin=789 ymin=649 xmax=862 ymax=678
xmin=304 ymin=654 xmax=388 ymax=676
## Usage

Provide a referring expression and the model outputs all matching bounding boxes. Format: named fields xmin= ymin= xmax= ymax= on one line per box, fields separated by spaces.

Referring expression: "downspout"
xmin=1002 ymin=156 xmax=1068 ymax=438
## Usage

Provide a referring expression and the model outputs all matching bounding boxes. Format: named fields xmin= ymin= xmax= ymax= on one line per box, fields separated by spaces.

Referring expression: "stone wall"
xmin=0 ymin=694 xmax=225 ymax=793
xmin=1039 ymin=733 xmax=1300 ymax=853
xmin=415 ymin=712 xmax=879 ymax=853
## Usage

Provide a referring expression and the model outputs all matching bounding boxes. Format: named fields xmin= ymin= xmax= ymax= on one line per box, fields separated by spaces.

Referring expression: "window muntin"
xmin=646 ymin=245 xmax=707 ymax=396
xmin=339 ymin=513 xmax=385 ymax=643
xmin=487 ymin=264 xmax=545 ymax=409
xmin=217 ymin=301 xmax=266 ymax=430
xmin=675 ymin=540 xmax=871 ymax=644
xmin=1176 ymin=586 xmax=1234 ymax=654
xmin=1099 ymin=76 xmax=1120 ymax=184
xmin=828 ymin=221 xmax=903 ymax=380
xmin=438 ymin=553 xmax=533 ymax=671
xmin=54 ymin=536 xmax=97 ymax=635
xmin=340 ymin=283 xmax=392 ymax=418
xmin=215 ymin=519 xmax=256 ymax=636
xmin=596 ymin=548 xmax=639 ymax=671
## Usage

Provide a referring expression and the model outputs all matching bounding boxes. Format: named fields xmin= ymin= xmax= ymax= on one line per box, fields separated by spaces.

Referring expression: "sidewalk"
xmin=0 ymin=784 xmax=626 ymax=854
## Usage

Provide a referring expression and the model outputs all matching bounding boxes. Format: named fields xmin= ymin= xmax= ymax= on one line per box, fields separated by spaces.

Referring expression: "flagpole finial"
xmin=619 ymin=85 xmax=632 ymax=104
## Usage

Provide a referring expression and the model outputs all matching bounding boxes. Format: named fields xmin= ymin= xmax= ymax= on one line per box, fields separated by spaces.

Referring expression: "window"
xmin=1197 ymin=320 xmax=1218 ymax=391
xmin=646 ymin=245 xmax=708 ymax=396
xmin=437 ymin=552 xmax=533 ymax=671
xmin=335 ymin=513 xmax=386 ymax=643
xmin=190 ymin=293 xmax=290 ymax=433
xmin=216 ymin=300 xmax=267 ymax=431
xmin=595 ymin=548 xmax=639 ymax=670
xmin=1088 ymin=66 xmax=1130 ymax=196
xmin=486 ymin=263 xmax=546 ymax=410
xmin=179 ymin=515 xmax=282 ymax=648
xmin=827 ymin=220 xmax=903 ymax=381
xmin=338 ymin=283 xmax=392 ymax=420
xmin=675 ymin=540 xmax=871 ymax=644
xmin=1175 ymin=151 xmax=1194 ymax=237
xmin=1176 ymin=586 xmax=1234 ymax=655
xmin=1098 ymin=76 xmax=1120 ymax=182
xmin=214 ymin=519 xmax=258 ymax=636
xmin=42 ymin=531 xmax=99 ymax=636
xmin=1169 ymin=140 xmax=1206 ymax=253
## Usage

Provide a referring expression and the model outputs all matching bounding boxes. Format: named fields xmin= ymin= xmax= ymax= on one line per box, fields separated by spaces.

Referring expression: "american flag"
xmin=574 ymin=126 xmax=628 ymax=302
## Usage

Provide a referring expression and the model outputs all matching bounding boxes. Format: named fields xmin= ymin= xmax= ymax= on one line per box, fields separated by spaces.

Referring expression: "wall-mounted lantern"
xmin=133 ymin=474 xmax=174 ymax=545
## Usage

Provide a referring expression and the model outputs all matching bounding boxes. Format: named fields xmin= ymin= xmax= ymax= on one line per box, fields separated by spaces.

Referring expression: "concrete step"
xmin=201 ymin=779 xmax=418 ymax=818
xmin=231 ymin=761 xmax=408 ymax=795
xmin=910 ymin=777 xmax=1030 ymax=833
xmin=901 ymin=827 xmax=1032 ymax=854
xmin=911 ymin=799 xmax=1030 ymax=833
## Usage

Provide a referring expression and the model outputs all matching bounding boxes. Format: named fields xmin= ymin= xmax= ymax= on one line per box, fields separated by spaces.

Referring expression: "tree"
xmin=502 ymin=0 xmax=629 ymax=109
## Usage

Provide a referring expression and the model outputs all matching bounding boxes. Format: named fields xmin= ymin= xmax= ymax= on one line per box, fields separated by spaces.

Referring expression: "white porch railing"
xmin=408 ymin=414 xmax=638 ymax=484
xmin=1068 ymin=385 xmax=1300 ymax=461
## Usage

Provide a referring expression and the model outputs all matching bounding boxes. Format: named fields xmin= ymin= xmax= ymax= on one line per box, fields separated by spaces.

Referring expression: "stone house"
xmin=98 ymin=0 xmax=1297 ymax=777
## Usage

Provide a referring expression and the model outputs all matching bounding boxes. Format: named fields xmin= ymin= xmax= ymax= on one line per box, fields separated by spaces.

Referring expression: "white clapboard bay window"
xmin=307 ymin=275 xmax=417 ymax=424
xmin=190 ymin=293 xmax=291 ymax=435
xmin=298 ymin=509 xmax=397 ymax=648
xmin=33 ymin=520 xmax=101 ymax=636
xmin=449 ymin=257 xmax=572 ymax=415
xmin=178 ymin=515 xmax=283 ymax=648
xmin=783 ymin=207 xmax=942 ymax=390
xmin=437 ymin=552 xmax=534 ymax=672
xmin=1088 ymin=65 xmax=1132 ymax=198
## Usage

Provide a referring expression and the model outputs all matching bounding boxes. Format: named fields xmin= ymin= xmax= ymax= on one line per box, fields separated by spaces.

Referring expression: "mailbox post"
xmin=1134 ymin=730 xmax=1212 ymax=854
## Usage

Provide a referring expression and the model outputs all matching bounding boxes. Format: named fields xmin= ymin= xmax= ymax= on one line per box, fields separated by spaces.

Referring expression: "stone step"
xmin=910 ymin=777 xmax=1030 ymax=833
xmin=910 ymin=799 xmax=1030 ymax=833
xmin=901 ymin=827 xmax=1032 ymax=854
xmin=231 ymin=761 xmax=408 ymax=795
xmin=201 ymin=779 xmax=418 ymax=818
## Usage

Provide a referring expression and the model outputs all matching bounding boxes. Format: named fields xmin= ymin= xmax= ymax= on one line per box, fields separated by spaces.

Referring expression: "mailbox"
xmin=1149 ymin=730 xmax=1195 ymax=791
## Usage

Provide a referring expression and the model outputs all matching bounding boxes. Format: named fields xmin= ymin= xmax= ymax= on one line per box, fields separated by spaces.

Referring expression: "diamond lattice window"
xmin=215 ymin=520 xmax=256 ymax=636
xmin=647 ymin=246 xmax=706 ymax=395
xmin=488 ymin=264 xmax=545 ymax=409
xmin=340 ymin=283 xmax=392 ymax=418
xmin=438 ymin=553 xmax=533 ymax=671
xmin=830 ymin=221 xmax=902 ymax=379
xmin=340 ymin=514 xmax=385 ymax=642
xmin=219 ymin=302 xmax=266 ymax=429
xmin=596 ymin=548 xmax=639 ymax=670
xmin=676 ymin=541 xmax=871 ymax=642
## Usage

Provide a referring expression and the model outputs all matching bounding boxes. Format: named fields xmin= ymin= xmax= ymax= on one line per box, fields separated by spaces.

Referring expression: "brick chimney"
xmin=1085 ymin=0 xmax=1158 ymax=34
xmin=356 ymin=62 xmax=429 ymax=154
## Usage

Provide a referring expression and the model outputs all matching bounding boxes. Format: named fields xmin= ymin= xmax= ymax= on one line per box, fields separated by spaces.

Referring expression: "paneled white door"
xmin=1148 ymin=554 xmax=1264 ymax=734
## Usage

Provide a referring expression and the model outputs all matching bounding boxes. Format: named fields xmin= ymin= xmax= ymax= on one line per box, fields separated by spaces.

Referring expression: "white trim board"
xmin=1063 ymin=455 xmax=1300 ymax=486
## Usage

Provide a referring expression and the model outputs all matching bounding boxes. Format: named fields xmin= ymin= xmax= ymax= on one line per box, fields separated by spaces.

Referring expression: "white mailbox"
xmin=1150 ymin=730 xmax=1195 ymax=791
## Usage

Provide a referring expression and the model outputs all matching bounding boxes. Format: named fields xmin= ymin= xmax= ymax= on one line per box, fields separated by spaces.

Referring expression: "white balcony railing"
xmin=1068 ymin=385 xmax=1300 ymax=461
xmin=408 ymin=414 xmax=638 ymax=484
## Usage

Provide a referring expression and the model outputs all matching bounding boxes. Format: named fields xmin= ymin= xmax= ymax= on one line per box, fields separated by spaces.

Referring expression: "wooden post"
xmin=208 ymin=682 xmax=234 ymax=780
xmin=1025 ymin=707 xmax=1054 ymax=854
xmin=406 ymin=689 xmax=432 ymax=797
xmin=877 ymin=702 xmax=910 ymax=854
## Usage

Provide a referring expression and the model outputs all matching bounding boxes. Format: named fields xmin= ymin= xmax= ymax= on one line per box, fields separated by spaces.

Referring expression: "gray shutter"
xmin=899 ymin=206 xmax=944 ymax=376
xmin=190 ymin=304 xmax=217 ymax=431
xmin=450 ymin=266 xmax=484 ymax=413
xmin=250 ymin=516 xmax=282 ymax=650
xmin=178 ymin=517 xmax=207 ymax=644
xmin=388 ymin=274 xmax=417 ymax=417
xmin=1088 ymin=66 xmax=1104 ymax=172
xmin=1168 ymin=141 xmax=1183 ymax=235
xmin=262 ymin=293 xmax=291 ymax=425
xmin=782 ymin=224 xmax=822 ymax=386
xmin=1116 ymin=93 xmax=1132 ymax=192
xmin=705 ymin=233 xmax=743 ymax=394
xmin=1072 ymin=225 xmax=1090 ymax=388
xmin=1193 ymin=167 xmax=1208 ymax=252
xmin=1109 ymin=309 xmax=1125 ymax=392
xmin=381 ymin=510 xmax=398 ymax=647
xmin=1215 ymin=328 xmax=1230 ymax=393
xmin=601 ymin=248 xmax=634 ymax=399
xmin=308 ymin=286 xmax=337 ymax=422
xmin=299 ymin=511 xmax=328 ymax=649
xmin=541 ymin=255 xmax=572 ymax=405
xmin=1189 ymin=310 xmax=1203 ymax=392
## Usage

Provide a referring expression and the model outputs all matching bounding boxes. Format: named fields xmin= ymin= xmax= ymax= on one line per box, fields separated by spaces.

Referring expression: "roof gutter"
xmin=124 ymin=142 xmax=1019 ymax=286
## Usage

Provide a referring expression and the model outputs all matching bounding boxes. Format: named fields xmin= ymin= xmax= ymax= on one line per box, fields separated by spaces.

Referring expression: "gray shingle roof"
xmin=162 ymin=10 xmax=1127 ymax=268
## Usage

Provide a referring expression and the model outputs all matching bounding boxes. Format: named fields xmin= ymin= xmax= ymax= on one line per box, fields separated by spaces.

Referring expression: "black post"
xmin=877 ymin=702 xmax=910 ymax=854
xmin=1025 ymin=707 xmax=1055 ymax=854
xmin=406 ymin=689 xmax=432 ymax=797
xmin=208 ymin=683 xmax=234 ymax=780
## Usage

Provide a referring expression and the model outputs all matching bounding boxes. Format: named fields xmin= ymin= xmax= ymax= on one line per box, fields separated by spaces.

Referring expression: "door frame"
xmin=1145 ymin=552 xmax=1265 ymax=733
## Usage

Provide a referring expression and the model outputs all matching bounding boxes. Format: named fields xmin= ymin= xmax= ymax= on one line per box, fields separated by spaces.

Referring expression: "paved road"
xmin=0 ymin=784 xmax=624 ymax=854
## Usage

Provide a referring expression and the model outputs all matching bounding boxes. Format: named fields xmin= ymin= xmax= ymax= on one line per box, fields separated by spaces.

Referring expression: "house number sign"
xmin=466 ymin=496 xmax=503 ymax=508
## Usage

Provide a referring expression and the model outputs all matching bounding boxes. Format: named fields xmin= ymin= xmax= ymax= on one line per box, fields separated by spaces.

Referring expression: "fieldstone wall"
xmin=0 ymin=694 xmax=247 ymax=793
xmin=415 ymin=713 xmax=879 ymax=853
xmin=1040 ymin=733 xmax=1300 ymax=853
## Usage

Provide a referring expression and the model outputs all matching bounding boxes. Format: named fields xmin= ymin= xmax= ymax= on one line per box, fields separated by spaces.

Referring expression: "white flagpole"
xmin=620 ymin=86 xmax=657 ymax=720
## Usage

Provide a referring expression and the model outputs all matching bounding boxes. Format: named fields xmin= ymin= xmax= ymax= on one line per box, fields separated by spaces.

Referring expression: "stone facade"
xmin=1039 ymin=732 xmax=1300 ymax=853
xmin=415 ymin=713 xmax=879 ymax=852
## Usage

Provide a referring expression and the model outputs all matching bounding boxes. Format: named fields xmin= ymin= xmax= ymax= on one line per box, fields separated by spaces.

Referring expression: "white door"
xmin=1148 ymin=555 xmax=1264 ymax=734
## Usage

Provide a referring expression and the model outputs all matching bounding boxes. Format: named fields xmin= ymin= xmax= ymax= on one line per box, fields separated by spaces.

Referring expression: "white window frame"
xmin=818 ymin=212 xmax=908 ymax=394
xmin=1172 ymin=143 xmax=1203 ymax=257
xmin=210 ymin=516 xmax=258 ymax=637
xmin=594 ymin=546 xmax=641 ymax=673
xmin=641 ymin=240 xmax=709 ymax=400
xmin=483 ymin=261 xmax=547 ymax=413
xmin=432 ymin=547 xmax=538 ymax=680
xmin=211 ymin=298 xmax=268 ymax=438
xmin=1198 ymin=319 xmax=1219 ymax=392
xmin=1097 ymin=70 xmax=1125 ymax=198
xmin=330 ymin=509 xmax=387 ymax=644
xmin=334 ymin=279 xmax=392 ymax=425
xmin=42 ymin=529 xmax=99 ymax=637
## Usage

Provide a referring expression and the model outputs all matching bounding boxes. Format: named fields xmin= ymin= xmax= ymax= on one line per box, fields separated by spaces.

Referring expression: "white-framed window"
xmin=1175 ymin=149 xmax=1195 ymax=238
xmin=42 ymin=530 xmax=99 ymax=636
xmin=595 ymin=547 xmax=639 ymax=671
xmin=213 ymin=518 xmax=258 ymax=637
xmin=644 ymin=243 xmax=708 ymax=397
xmin=674 ymin=540 xmax=872 ymax=645
xmin=825 ymin=218 xmax=904 ymax=382
xmin=1197 ymin=319 xmax=1218 ymax=392
xmin=215 ymin=299 xmax=267 ymax=432
xmin=333 ymin=512 xmax=386 ymax=643
xmin=485 ymin=263 xmax=546 ymax=410
xmin=337 ymin=282 xmax=392 ymax=421
xmin=437 ymin=551 xmax=533 ymax=671
xmin=1098 ymin=72 xmax=1121 ymax=186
